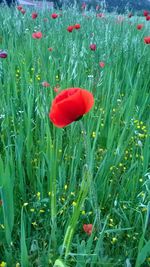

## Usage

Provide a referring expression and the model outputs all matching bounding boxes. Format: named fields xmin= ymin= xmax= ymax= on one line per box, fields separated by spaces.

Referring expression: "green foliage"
xmin=0 ymin=5 xmax=150 ymax=267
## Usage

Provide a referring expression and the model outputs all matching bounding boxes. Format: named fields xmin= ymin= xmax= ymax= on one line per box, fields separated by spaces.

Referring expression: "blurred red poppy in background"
xmin=48 ymin=47 xmax=53 ymax=51
xmin=0 ymin=50 xmax=7 ymax=58
xmin=90 ymin=44 xmax=96 ymax=51
xmin=67 ymin=26 xmax=74 ymax=32
xmin=96 ymin=5 xmax=100 ymax=11
xmin=51 ymin=13 xmax=58 ymax=19
xmin=17 ymin=5 xmax=23 ymax=11
xmin=146 ymin=15 xmax=150 ymax=20
xmin=49 ymin=88 xmax=94 ymax=127
xmin=42 ymin=81 xmax=50 ymax=87
xmin=144 ymin=10 xmax=149 ymax=16
xmin=32 ymin=12 xmax=38 ymax=19
xmin=144 ymin=36 xmax=150 ymax=44
xmin=74 ymin=24 xmax=81 ymax=30
xmin=137 ymin=24 xmax=143 ymax=30
xmin=82 ymin=2 xmax=86 ymax=9
xmin=99 ymin=61 xmax=105 ymax=68
xmin=83 ymin=224 xmax=93 ymax=235
xmin=96 ymin=13 xmax=104 ymax=18
xmin=32 ymin=31 xmax=43 ymax=39
xmin=21 ymin=9 xmax=26 ymax=14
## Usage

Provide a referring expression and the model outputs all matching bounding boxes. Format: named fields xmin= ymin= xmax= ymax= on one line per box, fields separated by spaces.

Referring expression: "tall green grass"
xmin=0 ymin=4 xmax=150 ymax=266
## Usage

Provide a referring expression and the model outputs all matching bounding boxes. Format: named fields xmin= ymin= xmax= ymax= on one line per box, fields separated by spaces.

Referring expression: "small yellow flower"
xmin=72 ymin=201 xmax=77 ymax=206
xmin=64 ymin=185 xmax=67 ymax=190
xmin=111 ymin=237 xmax=117 ymax=244
xmin=32 ymin=222 xmax=38 ymax=226
xmin=30 ymin=208 xmax=35 ymax=212
xmin=59 ymin=209 xmax=64 ymax=215
xmin=92 ymin=131 xmax=96 ymax=138
xmin=39 ymin=209 xmax=45 ymax=213
xmin=23 ymin=203 xmax=28 ymax=207
xmin=141 ymin=207 xmax=147 ymax=212
xmin=37 ymin=192 xmax=41 ymax=200
xmin=0 ymin=262 xmax=7 ymax=267
xmin=81 ymin=210 xmax=86 ymax=215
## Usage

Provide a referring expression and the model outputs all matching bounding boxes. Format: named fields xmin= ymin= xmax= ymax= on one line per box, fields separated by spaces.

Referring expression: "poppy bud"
xmin=32 ymin=31 xmax=43 ymax=39
xmin=17 ymin=5 xmax=23 ymax=11
xmin=32 ymin=12 xmax=38 ymax=19
xmin=90 ymin=44 xmax=96 ymax=51
xmin=21 ymin=9 xmax=26 ymax=14
xmin=146 ymin=15 xmax=150 ymax=21
xmin=137 ymin=24 xmax=143 ymax=30
xmin=144 ymin=10 xmax=149 ymax=17
xmin=74 ymin=24 xmax=81 ymax=30
xmin=144 ymin=36 xmax=150 ymax=44
xmin=67 ymin=26 xmax=74 ymax=32
xmin=83 ymin=224 xmax=93 ymax=235
xmin=99 ymin=61 xmax=105 ymax=68
xmin=0 ymin=50 xmax=7 ymax=58
xmin=51 ymin=13 xmax=58 ymax=19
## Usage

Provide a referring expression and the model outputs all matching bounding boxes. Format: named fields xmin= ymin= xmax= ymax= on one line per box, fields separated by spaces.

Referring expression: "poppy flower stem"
xmin=61 ymin=164 xmax=92 ymax=259
xmin=60 ymin=122 xmax=93 ymax=259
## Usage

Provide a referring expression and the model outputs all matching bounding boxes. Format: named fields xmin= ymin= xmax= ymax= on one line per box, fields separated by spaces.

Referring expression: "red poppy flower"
xmin=21 ymin=9 xmax=26 ymax=14
xmin=96 ymin=5 xmax=100 ymax=11
xmin=99 ymin=61 xmax=105 ymax=68
xmin=90 ymin=44 xmax=96 ymax=51
xmin=49 ymin=88 xmax=94 ymax=128
xmin=137 ymin=24 xmax=143 ymax=30
xmin=144 ymin=36 xmax=150 ymax=44
xmin=0 ymin=50 xmax=7 ymax=58
xmin=82 ymin=2 xmax=86 ymax=9
xmin=51 ymin=13 xmax=58 ymax=19
xmin=42 ymin=81 xmax=50 ymax=87
xmin=32 ymin=31 xmax=42 ymax=39
xmin=74 ymin=24 xmax=81 ymax=30
xmin=96 ymin=13 xmax=104 ymax=18
xmin=146 ymin=15 xmax=150 ymax=21
xmin=32 ymin=12 xmax=38 ymax=19
xmin=48 ymin=47 xmax=53 ymax=51
xmin=67 ymin=26 xmax=74 ymax=32
xmin=17 ymin=5 xmax=23 ymax=11
xmin=83 ymin=224 xmax=93 ymax=235
xmin=144 ymin=10 xmax=149 ymax=16
xmin=53 ymin=86 xmax=60 ymax=93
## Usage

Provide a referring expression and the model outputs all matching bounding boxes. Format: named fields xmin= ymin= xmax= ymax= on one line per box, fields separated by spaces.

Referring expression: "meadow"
xmin=0 ymin=3 xmax=150 ymax=267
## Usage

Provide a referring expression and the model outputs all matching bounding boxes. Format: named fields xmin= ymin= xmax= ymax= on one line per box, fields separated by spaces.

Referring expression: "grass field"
xmin=0 ymin=4 xmax=150 ymax=267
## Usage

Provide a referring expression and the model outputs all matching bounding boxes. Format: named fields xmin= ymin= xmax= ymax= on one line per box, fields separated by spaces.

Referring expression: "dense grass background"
xmin=0 ymin=4 xmax=150 ymax=267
